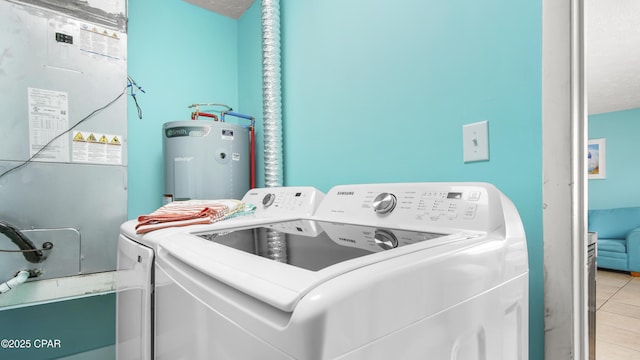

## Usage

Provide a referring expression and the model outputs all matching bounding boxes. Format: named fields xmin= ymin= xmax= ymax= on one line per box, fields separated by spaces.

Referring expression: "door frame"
xmin=542 ymin=0 xmax=587 ymax=358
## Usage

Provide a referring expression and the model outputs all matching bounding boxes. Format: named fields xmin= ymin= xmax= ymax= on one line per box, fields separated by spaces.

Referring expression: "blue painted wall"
xmin=127 ymin=0 xmax=239 ymax=218
xmin=239 ymin=1 xmax=543 ymax=358
xmin=124 ymin=0 xmax=544 ymax=358
xmin=238 ymin=3 xmax=266 ymax=189
xmin=588 ymin=108 xmax=640 ymax=209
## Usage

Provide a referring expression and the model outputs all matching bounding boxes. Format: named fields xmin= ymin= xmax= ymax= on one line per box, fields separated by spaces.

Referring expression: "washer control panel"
xmin=367 ymin=190 xmax=481 ymax=220
xmin=314 ymin=183 xmax=501 ymax=232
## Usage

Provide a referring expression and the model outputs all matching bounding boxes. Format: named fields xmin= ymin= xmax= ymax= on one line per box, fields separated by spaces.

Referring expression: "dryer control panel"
xmin=314 ymin=183 xmax=507 ymax=233
xmin=241 ymin=186 xmax=325 ymax=219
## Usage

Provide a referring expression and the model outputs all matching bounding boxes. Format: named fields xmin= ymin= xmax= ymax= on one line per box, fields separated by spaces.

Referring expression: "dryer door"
xmin=116 ymin=235 xmax=154 ymax=360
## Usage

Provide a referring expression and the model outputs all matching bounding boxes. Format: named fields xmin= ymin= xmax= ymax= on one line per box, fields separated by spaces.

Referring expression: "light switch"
xmin=463 ymin=121 xmax=489 ymax=163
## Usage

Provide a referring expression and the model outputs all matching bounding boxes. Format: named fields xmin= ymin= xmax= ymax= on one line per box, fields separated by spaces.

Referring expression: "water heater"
xmin=163 ymin=120 xmax=250 ymax=203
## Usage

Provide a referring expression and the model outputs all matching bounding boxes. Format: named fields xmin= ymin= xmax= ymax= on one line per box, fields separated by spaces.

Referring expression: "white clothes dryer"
xmin=115 ymin=187 xmax=325 ymax=360
xmin=151 ymin=183 xmax=529 ymax=360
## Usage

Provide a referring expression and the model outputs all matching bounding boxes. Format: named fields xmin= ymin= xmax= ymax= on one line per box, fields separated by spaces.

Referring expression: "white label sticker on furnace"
xmin=28 ymin=87 xmax=70 ymax=162
xmin=221 ymin=129 xmax=234 ymax=140
xmin=232 ymin=153 xmax=240 ymax=161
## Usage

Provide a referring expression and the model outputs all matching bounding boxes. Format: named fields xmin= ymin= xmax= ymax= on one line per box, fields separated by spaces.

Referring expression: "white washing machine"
xmin=115 ymin=187 xmax=325 ymax=360
xmin=151 ymin=182 xmax=529 ymax=359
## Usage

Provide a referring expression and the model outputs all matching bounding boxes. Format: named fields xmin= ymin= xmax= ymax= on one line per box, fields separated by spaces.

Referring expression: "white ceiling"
xmin=587 ymin=0 xmax=640 ymax=115
xmin=183 ymin=0 xmax=254 ymax=19
xmin=186 ymin=0 xmax=640 ymax=116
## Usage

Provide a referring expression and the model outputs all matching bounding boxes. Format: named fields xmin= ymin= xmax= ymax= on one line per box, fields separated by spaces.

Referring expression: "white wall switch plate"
xmin=463 ymin=120 xmax=489 ymax=163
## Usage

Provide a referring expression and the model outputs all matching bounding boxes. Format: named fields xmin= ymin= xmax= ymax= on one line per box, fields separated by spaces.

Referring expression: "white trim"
xmin=542 ymin=0 xmax=587 ymax=358
xmin=571 ymin=0 xmax=589 ymax=358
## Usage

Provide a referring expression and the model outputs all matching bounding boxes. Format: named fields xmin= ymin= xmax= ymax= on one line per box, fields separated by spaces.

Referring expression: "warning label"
xmin=72 ymin=131 xmax=122 ymax=165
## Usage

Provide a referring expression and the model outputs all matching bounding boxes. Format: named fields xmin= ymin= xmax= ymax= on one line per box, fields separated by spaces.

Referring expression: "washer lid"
xmin=157 ymin=219 xmax=479 ymax=312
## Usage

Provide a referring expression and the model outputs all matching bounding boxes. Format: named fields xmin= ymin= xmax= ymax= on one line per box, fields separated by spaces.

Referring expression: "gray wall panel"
xmin=0 ymin=0 xmax=127 ymax=279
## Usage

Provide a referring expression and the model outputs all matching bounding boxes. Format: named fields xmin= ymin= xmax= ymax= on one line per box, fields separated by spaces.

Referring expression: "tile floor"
xmin=596 ymin=269 xmax=640 ymax=359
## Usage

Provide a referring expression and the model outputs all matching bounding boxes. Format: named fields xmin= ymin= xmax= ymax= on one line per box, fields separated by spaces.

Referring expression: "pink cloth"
xmin=135 ymin=201 xmax=229 ymax=234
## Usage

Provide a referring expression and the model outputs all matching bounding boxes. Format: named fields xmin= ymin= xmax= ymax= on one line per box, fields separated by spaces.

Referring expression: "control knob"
xmin=262 ymin=193 xmax=276 ymax=207
xmin=372 ymin=193 xmax=397 ymax=214
xmin=374 ymin=229 xmax=398 ymax=250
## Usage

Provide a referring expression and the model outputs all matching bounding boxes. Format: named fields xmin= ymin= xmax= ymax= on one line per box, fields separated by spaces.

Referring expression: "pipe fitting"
xmin=0 ymin=270 xmax=30 ymax=294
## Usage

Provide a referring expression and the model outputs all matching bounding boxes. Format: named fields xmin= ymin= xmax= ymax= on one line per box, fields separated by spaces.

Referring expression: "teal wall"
xmin=127 ymin=0 xmax=239 ymax=218
xmin=124 ymin=0 xmax=544 ymax=358
xmin=239 ymin=1 xmax=543 ymax=358
xmin=0 ymin=2 xmax=546 ymax=357
xmin=0 ymin=294 xmax=115 ymax=360
xmin=588 ymin=108 xmax=640 ymax=209
xmin=237 ymin=3 xmax=266 ymax=189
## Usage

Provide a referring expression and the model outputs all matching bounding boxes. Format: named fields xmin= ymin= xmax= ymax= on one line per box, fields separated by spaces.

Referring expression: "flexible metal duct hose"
xmin=261 ymin=0 xmax=283 ymax=188
xmin=266 ymin=230 xmax=287 ymax=263
xmin=262 ymin=0 xmax=286 ymax=261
